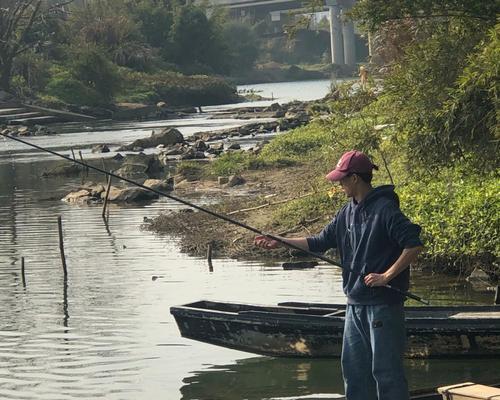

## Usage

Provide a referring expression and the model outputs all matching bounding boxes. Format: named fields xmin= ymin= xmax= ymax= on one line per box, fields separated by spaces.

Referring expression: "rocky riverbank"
xmin=54 ymin=94 xmax=338 ymax=260
xmin=1 ymin=124 xmax=57 ymax=137
xmin=55 ymin=97 xmax=318 ymax=203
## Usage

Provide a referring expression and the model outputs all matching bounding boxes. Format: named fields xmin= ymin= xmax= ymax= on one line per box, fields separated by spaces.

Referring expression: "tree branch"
xmin=14 ymin=0 xmax=42 ymax=54
xmin=5 ymin=1 xmax=34 ymax=45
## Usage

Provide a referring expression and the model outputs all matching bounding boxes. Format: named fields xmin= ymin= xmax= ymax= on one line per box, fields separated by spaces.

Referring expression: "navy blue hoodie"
xmin=307 ymin=185 xmax=423 ymax=305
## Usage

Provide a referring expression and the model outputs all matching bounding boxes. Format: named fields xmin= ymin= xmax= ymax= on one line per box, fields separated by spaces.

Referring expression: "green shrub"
xmin=120 ymin=70 xmax=237 ymax=106
xmin=12 ymin=52 xmax=53 ymax=95
xmin=45 ymin=69 xmax=104 ymax=106
xmin=399 ymin=172 xmax=499 ymax=273
xmin=258 ymin=122 xmax=331 ymax=163
xmin=210 ymin=152 xmax=251 ymax=176
xmin=70 ymin=46 xmax=121 ymax=101
xmin=10 ymin=75 xmax=30 ymax=98
xmin=151 ymin=72 xmax=237 ymax=106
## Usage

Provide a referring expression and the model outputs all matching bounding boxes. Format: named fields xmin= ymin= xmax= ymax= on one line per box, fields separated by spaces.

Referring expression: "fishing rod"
xmin=1 ymin=132 xmax=429 ymax=305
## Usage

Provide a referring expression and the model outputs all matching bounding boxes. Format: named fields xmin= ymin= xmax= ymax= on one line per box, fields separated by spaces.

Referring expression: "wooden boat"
xmin=170 ymin=300 xmax=500 ymax=358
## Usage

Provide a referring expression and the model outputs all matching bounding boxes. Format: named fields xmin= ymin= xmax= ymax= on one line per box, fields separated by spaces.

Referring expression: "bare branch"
xmin=14 ymin=0 xmax=42 ymax=53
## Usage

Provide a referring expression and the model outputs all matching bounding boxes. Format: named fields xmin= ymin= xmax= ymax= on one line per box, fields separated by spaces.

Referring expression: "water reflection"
xmin=181 ymin=357 xmax=500 ymax=400
xmin=181 ymin=357 xmax=344 ymax=400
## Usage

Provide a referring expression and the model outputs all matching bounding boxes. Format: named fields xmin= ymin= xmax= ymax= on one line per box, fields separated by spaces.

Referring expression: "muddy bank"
xmin=143 ymin=166 xmax=329 ymax=260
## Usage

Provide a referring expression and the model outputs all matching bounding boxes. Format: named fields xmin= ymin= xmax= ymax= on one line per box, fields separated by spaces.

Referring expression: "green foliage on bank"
xmin=209 ymin=150 xmax=297 ymax=176
xmin=208 ymin=16 xmax=499 ymax=273
xmin=118 ymin=70 xmax=238 ymax=106
xmin=399 ymin=173 xmax=499 ymax=274
xmin=5 ymin=0 xmax=250 ymax=107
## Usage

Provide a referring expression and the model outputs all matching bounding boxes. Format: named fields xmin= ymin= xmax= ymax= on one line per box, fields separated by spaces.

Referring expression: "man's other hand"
xmin=364 ymin=273 xmax=389 ymax=287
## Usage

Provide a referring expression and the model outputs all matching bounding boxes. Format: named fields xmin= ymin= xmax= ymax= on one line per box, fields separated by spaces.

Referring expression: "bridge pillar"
xmin=327 ymin=1 xmax=344 ymax=65
xmin=342 ymin=8 xmax=356 ymax=66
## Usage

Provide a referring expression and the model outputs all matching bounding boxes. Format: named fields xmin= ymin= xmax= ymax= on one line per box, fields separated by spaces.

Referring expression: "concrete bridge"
xmin=204 ymin=0 xmax=359 ymax=66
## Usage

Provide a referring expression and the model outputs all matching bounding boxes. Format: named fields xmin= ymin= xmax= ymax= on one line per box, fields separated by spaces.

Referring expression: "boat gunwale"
xmin=170 ymin=300 xmax=500 ymax=331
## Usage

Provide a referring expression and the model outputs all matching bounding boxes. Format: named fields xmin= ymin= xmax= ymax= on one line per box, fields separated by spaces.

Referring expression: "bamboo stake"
xmin=57 ymin=216 xmax=68 ymax=276
xmin=78 ymin=150 xmax=88 ymax=177
xmin=21 ymin=257 xmax=26 ymax=287
xmin=378 ymin=148 xmax=394 ymax=186
xmin=207 ymin=242 xmax=214 ymax=272
xmin=102 ymin=175 xmax=112 ymax=220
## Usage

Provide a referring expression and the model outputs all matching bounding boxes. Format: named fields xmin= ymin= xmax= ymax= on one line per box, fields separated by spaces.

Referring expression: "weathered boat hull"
xmin=170 ymin=301 xmax=500 ymax=358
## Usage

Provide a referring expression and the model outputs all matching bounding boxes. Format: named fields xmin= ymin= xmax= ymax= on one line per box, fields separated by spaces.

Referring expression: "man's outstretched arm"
xmin=254 ymin=235 xmax=310 ymax=251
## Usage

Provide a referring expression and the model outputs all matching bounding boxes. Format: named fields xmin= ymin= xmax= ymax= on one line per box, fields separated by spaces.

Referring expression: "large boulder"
xmin=210 ymin=142 xmax=224 ymax=151
xmin=62 ymin=189 xmax=93 ymax=204
xmin=17 ymin=126 xmax=31 ymax=136
xmin=114 ymin=164 xmax=148 ymax=180
xmin=266 ymin=102 xmax=283 ymax=112
xmin=117 ymin=128 xmax=184 ymax=151
xmin=143 ymin=178 xmax=174 ymax=192
xmin=180 ymin=147 xmax=205 ymax=160
xmin=92 ymin=144 xmax=110 ymax=153
xmin=42 ymin=162 xmax=81 ymax=177
xmin=114 ymin=153 xmax=163 ymax=178
xmin=82 ymin=183 xmax=106 ymax=197
xmin=194 ymin=140 xmax=208 ymax=151
xmin=226 ymin=175 xmax=245 ymax=187
xmin=227 ymin=143 xmax=241 ymax=150
xmin=163 ymin=143 xmax=186 ymax=156
xmin=106 ymin=187 xmax=158 ymax=203
xmin=100 ymin=186 xmax=158 ymax=202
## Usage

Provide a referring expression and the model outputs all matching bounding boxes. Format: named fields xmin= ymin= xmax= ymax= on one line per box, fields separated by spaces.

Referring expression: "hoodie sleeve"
xmin=384 ymin=204 xmax=423 ymax=249
xmin=306 ymin=215 xmax=338 ymax=253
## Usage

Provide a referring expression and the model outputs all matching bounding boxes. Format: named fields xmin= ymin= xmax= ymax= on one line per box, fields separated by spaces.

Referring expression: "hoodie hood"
xmin=356 ymin=185 xmax=400 ymax=209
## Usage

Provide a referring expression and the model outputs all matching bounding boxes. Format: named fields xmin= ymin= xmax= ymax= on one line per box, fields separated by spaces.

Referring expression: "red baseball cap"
xmin=326 ymin=150 xmax=378 ymax=181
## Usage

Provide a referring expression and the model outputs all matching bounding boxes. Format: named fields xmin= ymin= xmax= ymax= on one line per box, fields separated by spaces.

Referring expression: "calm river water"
xmin=0 ymin=80 xmax=498 ymax=399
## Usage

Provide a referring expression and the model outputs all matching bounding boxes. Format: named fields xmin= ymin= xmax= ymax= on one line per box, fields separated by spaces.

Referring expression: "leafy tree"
xmin=439 ymin=23 xmax=499 ymax=170
xmin=220 ymin=22 xmax=259 ymax=73
xmin=68 ymin=0 xmax=152 ymax=70
xmin=0 ymin=0 xmax=71 ymax=91
xmin=349 ymin=0 xmax=498 ymax=170
xmin=351 ymin=0 xmax=497 ymax=67
xmin=69 ymin=45 xmax=121 ymax=101
xmin=133 ymin=0 xmax=173 ymax=49
xmin=169 ymin=5 xmax=228 ymax=74
xmin=352 ymin=0 xmax=497 ymax=31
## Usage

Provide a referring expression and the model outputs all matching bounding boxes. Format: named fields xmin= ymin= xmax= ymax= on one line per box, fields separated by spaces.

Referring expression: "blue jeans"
xmin=341 ymin=303 xmax=409 ymax=400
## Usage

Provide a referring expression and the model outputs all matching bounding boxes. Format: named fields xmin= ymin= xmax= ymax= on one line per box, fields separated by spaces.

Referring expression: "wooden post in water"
xmin=102 ymin=175 xmax=112 ymax=220
xmin=207 ymin=242 xmax=214 ymax=272
xmin=495 ymin=286 xmax=500 ymax=305
xmin=57 ymin=216 xmax=68 ymax=277
xmin=78 ymin=150 xmax=88 ymax=178
xmin=21 ymin=257 xmax=26 ymax=287
xmin=70 ymin=148 xmax=76 ymax=160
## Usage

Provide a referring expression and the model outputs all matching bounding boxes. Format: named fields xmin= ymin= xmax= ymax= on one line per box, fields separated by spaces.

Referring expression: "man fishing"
xmin=254 ymin=150 xmax=424 ymax=400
